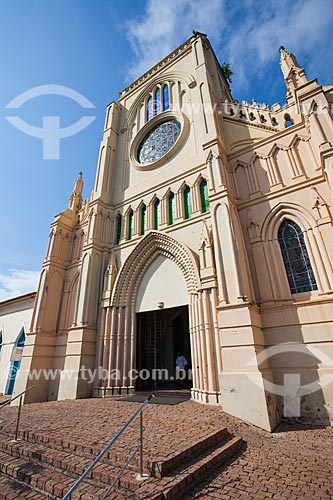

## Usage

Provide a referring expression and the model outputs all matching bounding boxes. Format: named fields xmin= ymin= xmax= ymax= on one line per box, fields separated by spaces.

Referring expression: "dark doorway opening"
xmin=136 ymin=305 xmax=191 ymax=391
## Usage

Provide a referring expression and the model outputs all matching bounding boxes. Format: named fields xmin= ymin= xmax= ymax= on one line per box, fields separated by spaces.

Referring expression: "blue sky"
xmin=0 ymin=0 xmax=332 ymax=300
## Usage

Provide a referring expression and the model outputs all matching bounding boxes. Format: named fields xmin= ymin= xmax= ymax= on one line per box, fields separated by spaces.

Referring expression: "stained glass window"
xmin=140 ymin=205 xmax=146 ymax=235
xmin=184 ymin=186 xmax=192 ymax=219
xmin=137 ymin=120 xmax=181 ymax=165
xmin=116 ymin=214 xmax=122 ymax=244
xmin=163 ymin=84 xmax=169 ymax=111
xmin=154 ymin=199 xmax=160 ymax=230
xmin=278 ymin=219 xmax=318 ymax=294
xmin=168 ymin=193 xmax=175 ymax=225
xmin=147 ymin=96 xmax=153 ymax=121
xmin=200 ymin=180 xmax=209 ymax=213
xmin=127 ymin=210 xmax=134 ymax=240
xmin=154 ymin=87 xmax=161 ymax=115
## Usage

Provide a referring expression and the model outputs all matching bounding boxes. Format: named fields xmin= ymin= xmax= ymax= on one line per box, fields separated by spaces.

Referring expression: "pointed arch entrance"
xmin=97 ymin=231 xmax=221 ymax=403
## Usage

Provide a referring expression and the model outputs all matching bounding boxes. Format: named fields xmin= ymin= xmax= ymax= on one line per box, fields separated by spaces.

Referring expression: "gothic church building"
xmin=14 ymin=34 xmax=333 ymax=431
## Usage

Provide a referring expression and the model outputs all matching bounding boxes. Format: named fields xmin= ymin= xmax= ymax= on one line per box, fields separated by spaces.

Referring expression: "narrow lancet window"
xmin=184 ymin=186 xmax=192 ymax=219
xmin=200 ymin=180 xmax=209 ymax=213
xmin=147 ymin=96 xmax=153 ymax=121
xmin=140 ymin=205 xmax=146 ymax=235
xmin=154 ymin=199 xmax=161 ymax=230
xmin=278 ymin=219 xmax=318 ymax=294
xmin=154 ymin=87 xmax=161 ymax=115
xmin=127 ymin=210 xmax=134 ymax=240
xmin=168 ymin=193 xmax=175 ymax=225
xmin=116 ymin=214 xmax=122 ymax=244
xmin=163 ymin=84 xmax=169 ymax=111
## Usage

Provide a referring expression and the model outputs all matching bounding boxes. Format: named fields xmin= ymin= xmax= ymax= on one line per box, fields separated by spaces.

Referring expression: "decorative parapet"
xmin=221 ymin=99 xmax=299 ymax=132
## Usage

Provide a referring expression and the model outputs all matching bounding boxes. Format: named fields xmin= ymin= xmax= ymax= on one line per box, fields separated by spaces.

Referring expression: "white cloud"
xmin=222 ymin=0 xmax=333 ymax=94
xmin=124 ymin=0 xmax=225 ymax=80
xmin=0 ymin=269 xmax=39 ymax=302
xmin=124 ymin=0 xmax=333 ymax=102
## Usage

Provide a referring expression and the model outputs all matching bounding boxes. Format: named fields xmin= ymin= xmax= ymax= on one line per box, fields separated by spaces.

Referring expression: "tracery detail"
xmin=137 ymin=120 xmax=181 ymax=165
xmin=278 ymin=219 xmax=317 ymax=294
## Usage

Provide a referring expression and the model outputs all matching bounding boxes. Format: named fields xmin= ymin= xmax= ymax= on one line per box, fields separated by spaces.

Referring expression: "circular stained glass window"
xmin=137 ymin=120 xmax=181 ymax=165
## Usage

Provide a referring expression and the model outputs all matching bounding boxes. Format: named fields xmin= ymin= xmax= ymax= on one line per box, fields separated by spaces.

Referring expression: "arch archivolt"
xmin=111 ymin=231 xmax=200 ymax=307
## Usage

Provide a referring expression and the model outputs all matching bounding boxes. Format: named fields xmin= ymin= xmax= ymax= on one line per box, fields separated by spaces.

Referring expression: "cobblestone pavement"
xmin=185 ymin=409 xmax=333 ymax=500
xmin=0 ymin=396 xmax=332 ymax=499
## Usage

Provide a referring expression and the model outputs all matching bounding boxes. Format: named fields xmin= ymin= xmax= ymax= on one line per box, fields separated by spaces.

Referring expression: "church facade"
xmin=14 ymin=34 xmax=333 ymax=431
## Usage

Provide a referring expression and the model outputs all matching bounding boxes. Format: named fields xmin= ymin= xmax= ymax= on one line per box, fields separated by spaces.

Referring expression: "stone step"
xmin=1 ymin=427 xmax=149 ymax=473
xmin=0 ymin=474 xmax=48 ymax=499
xmin=0 ymin=430 xmax=244 ymax=500
xmin=1 ymin=423 xmax=231 ymax=477
xmin=136 ymin=435 xmax=244 ymax=500
xmin=0 ymin=449 xmax=116 ymax=499
xmin=150 ymin=427 xmax=230 ymax=477
xmin=0 ymin=437 xmax=144 ymax=495
xmin=0 ymin=415 xmax=244 ymax=499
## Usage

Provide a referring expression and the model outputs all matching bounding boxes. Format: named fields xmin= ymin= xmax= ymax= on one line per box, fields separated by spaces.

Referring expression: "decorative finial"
xmin=69 ymin=172 xmax=84 ymax=211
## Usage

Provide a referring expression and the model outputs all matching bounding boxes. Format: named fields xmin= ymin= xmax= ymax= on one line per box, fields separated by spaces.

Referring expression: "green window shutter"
xmin=184 ymin=186 xmax=192 ymax=219
xmin=140 ymin=205 xmax=146 ymax=235
xmin=200 ymin=180 xmax=209 ymax=213
xmin=154 ymin=200 xmax=160 ymax=229
xmin=168 ymin=193 xmax=175 ymax=224
xmin=128 ymin=210 xmax=134 ymax=240
xmin=116 ymin=215 xmax=122 ymax=244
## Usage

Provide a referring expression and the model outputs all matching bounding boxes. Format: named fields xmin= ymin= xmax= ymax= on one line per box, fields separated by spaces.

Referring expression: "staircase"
xmin=0 ymin=423 xmax=243 ymax=499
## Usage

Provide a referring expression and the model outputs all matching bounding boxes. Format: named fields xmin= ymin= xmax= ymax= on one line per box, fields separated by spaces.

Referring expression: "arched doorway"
xmin=98 ymin=231 xmax=221 ymax=403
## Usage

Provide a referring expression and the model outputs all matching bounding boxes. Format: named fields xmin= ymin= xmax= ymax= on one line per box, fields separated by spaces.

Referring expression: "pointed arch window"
xmin=154 ymin=87 xmax=161 ymax=115
xmin=116 ymin=214 xmax=122 ymax=244
xmin=17 ymin=329 xmax=25 ymax=347
xmin=199 ymin=179 xmax=209 ymax=213
xmin=163 ymin=84 xmax=169 ymax=111
xmin=127 ymin=210 xmax=134 ymax=240
xmin=168 ymin=192 xmax=176 ymax=225
xmin=147 ymin=96 xmax=153 ymax=121
xmin=184 ymin=186 xmax=192 ymax=219
xmin=278 ymin=219 xmax=318 ymax=294
xmin=140 ymin=205 xmax=146 ymax=235
xmin=154 ymin=199 xmax=161 ymax=230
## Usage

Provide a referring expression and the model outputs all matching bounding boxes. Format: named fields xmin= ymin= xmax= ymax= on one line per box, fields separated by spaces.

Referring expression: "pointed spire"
xmin=69 ymin=172 xmax=83 ymax=211
xmin=279 ymin=46 xmax=308 ymax=102
xmin=73 ymin=172 xmax=83 ymax=196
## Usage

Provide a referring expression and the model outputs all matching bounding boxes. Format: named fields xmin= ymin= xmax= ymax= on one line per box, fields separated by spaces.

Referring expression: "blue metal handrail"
xmin=62 ymin=394 xmax=154 ymax=500
xmin=0 ymin=386 xmax=35 ymax=440
xmin=0 ymin=385 xmax=35 ymax=410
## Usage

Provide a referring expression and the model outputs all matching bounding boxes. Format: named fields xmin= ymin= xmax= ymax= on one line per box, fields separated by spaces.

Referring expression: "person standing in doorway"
xmin=175 ymin=350 xmax=188 ymax=387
